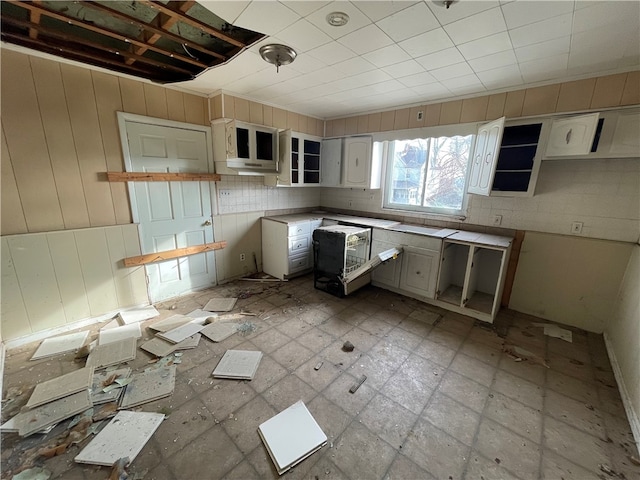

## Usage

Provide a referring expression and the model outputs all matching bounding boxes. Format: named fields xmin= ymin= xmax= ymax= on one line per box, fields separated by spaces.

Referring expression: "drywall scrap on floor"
xmin=533 ymin=322 xmax=573 ymax=342
xmin=98 ymin=322 xmax=142 ymax=345
xmin=212 ymin=350 xmax=262 ymax=380
xmin=203 ymin=297 xmax=238 ymax=312
xmin=258 ymin=400 xmax=327 ymax=475
xmin=90 ymin=368 xmax=132 ymax=405
xmin=19 ymin=390 xmax=93 ymax=437
xmin=174 ymin=333 xmax=201 ymax=350
xmin=116 ymin=306 xmax=160 ymax=325
xmin=119 ymin=365 xmax=176 ymax=409
xmin=86 ymin=337 xmax=136 ymax=369
xmin=139 ymin=337 xmax=178 ymax=358
xmin=31 ymin=331 xmax=90 ymax=360
xmin=156 ymin=323 xmax=204 ymax=344
xmin=200 ymin=322 xmax=239 ymax=342
xmin=147 ymin=314 xmax=193 ymax=333
xmin=26 ymin=366 xmax=94 ymax=409
xmin=74 ymin=411 xmax=164 ymax=466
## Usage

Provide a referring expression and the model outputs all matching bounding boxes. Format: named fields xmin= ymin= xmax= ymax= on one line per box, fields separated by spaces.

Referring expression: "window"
xmin=382 ymin=133 xmax=474 ymax=216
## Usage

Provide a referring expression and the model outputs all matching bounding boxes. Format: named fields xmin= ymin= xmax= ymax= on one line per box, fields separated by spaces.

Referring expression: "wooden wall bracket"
xmin=106 ymin=172 xmax=221 ymax=182
xmin=124 ymin=241 xmax=227 ymax=267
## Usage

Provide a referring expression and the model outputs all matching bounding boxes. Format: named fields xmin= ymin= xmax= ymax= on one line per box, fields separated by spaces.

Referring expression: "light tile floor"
xmin=2 ymin=275 xmax=639 ymax=479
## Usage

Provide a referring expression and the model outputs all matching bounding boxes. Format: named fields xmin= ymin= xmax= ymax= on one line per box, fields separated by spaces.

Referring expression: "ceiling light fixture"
xmin=326 ymin=12 xmax=350 ymax=27
xmin=259 ymin=44 xmax=297 ymax=73
xmin=434 ymin=0 xmax=458 ymax=8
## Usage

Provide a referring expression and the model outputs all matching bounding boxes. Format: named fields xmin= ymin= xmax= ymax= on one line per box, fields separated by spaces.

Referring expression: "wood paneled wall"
xmin=209 ymin=93 xmax=324 ymax=137
xmin=1 ymin=224 xmax=148 ymax=341
xmin=326 ymin=71 xmax=640 ymax=136
xmin=1 ymin=50 xmax=209 ymax=236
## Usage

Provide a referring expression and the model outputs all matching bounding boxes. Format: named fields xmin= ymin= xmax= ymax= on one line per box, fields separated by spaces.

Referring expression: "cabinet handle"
xmin=475 ymin=155 xmax=480 ymax=165
xmin=485 ymin=153 xmax=492 ymax=164
xmin=566 ymin=128 xmax=572 ymax=144
xmin=355 ymin=157 xmax=359 ymax=167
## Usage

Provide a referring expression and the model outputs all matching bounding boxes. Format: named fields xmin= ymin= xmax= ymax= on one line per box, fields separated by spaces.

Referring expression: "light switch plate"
xmin=571 ymin=221 xmax=583 ymax=234
xmin=492 ymin=215 xmax=502 ymax=226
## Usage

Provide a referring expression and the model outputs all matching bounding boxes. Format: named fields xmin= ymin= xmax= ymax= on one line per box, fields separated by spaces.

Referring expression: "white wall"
xmin=321 ymin=158 xmax=639 ymax=243
xmin=606 ymin=245 xmax=640 ymax=450
xmin=0 ymin=225 xmax=148 ymax=341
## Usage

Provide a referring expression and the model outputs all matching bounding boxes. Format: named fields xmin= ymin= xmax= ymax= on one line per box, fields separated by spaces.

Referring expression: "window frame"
xmin=377 ymin=124 xmax=479 ymax=218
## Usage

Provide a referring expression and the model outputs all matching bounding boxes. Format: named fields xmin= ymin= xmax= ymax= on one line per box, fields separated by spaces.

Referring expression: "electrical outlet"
xmin=369 ymin=194 xmax=374 ymax=201
xmin=240 ymin=253 xmax=245 ymax=261
xmin=417 ymin=111 xmax=424 ymax=121
xmin=492 ymin=215 xmax=502 ymax=226
xmin=348 ymin=200 xmax=353 ymax=208
xmin=219 ymin=190 xmax=231 ymax=196
xmin=571 ymin=222 xmax=583 ymax=234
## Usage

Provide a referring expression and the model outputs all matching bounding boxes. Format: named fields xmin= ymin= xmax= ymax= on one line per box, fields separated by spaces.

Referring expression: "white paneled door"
xmin=123 ymin=118 xmax=216 ymax=303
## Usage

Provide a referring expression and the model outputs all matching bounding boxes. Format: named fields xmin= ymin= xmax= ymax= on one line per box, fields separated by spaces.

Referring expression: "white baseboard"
xmin=603 ymin=332 xmax=640 ymax=456
xmin=4 ymin=303 xmax=151 ymax=350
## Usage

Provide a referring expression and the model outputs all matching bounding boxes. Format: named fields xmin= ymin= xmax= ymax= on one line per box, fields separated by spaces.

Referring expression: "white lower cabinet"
xmin=370 ymin=239 xmax=401 ymax=289
xmin=399 ymin=247 xmax=440 ymax=299
xmin=262 ymin=216 xmax=322 ymax=280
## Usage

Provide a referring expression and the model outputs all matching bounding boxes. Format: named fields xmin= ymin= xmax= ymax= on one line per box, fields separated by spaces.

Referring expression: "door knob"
xmin=203 ymin=220 xmax=212 ymax=226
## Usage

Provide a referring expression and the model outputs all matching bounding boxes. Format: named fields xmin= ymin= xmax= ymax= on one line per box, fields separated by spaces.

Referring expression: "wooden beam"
xmin=6 ymin=0 xmax=208 ymax=69
xmin=138 ymin=0 xmax=246 ymax=48
xmin=28 ymin=0 xmax=42 ymax=40
xmin=106 ymin=172 xmax=221 ymax=182
xmin=124 ymin=241 xmax=227 ymax=267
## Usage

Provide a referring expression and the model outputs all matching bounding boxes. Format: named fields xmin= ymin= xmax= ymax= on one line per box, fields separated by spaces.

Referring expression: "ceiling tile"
xmin=276 ymin=19 xmax=333 ymax=52
xmin=337 ymin=24 xmax=393 ymax=55
xmin=363 ymin=44 xmax=411 ymax=68
xmin=515 ymin=36 xmax=570 ymax=63
xmin=332 ymin=56 xmax=377 ymax=76
xmin=443 ymin=7 xmax=507 ymax=45
xmin=411 ymin=82 xmax=452 ymax=98
xmin=381 ymin=59 xmax=425 ymax=78
xmin=572 ymin=1 xmax=640 ymax=33
xmin=307 ymin=42 xmax=356 ymax=65
xmin=570 ymin=27 xmax=630 ymax=60
xmin=509 ymin=14 xmax=573 ymax=49
xmin=398 ymin=71 xmax=438 ymax=88
xmin=519 ymin=54 xmax=569 ymax=83
xmin=287 ymin=52 xmax=329 ymax=74
xmin=398 ymin=28 xmax=454 ymax=58
xmin=376 ymin=3 xmax=440 ymax=42
xmin=431 ymin=62 xmax=475 ymax=81
xmin=445 ymin=73 xmax=484 ymax=89
xmin=281 ymin=1 xmax=330 ymax=17
xmin=458 ymin=32 xmax=513 ymax=60
xmin=234 ymin=1 xmax=301 ymax=35
xmin=355 ymin=1 xmax=421 ymax=23
xmin=501 ymin=0 xmax=574 ymax=29
xmin=427 ymin=1 xmax=499 ymax=26
xmin=476 ymin=64 xmax=523 ymax=89
xmin=468 ymin=49 xmax=517 ymax=72
xmin=415 ymin=47 xmax=466 ymax=71
xmin=199 ymin=1 xmax=250 ymax=24
xmin=305 ymin=1 xmax=373 ymax=39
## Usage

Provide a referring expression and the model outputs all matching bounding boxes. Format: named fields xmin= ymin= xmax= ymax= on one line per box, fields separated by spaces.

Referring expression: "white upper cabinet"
xmin=606 ymin=109 xmax=640 ymax=156
xmin=321 ymin=138 xmax=343 ymax=187
xmin=544 ymin=113 xmax=599 ymax=157
xmin=468 ymin=117 xmax=505 ymax=196
xmin=266 ymin=130 xmax=322 ymax=187
xmin=342 ymin=136 xmax=372 ymax=188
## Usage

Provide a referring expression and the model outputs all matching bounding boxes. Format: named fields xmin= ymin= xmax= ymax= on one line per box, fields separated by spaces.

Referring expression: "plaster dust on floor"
xmin=1 ymin=274 xmax=638 ymax=479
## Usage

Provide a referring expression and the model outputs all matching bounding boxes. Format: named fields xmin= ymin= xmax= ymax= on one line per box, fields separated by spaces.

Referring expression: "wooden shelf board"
xmin=106 ymin=172 xmax=221 ymax=182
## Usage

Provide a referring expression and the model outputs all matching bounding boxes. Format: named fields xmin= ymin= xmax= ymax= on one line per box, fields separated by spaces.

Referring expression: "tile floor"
xmin=2 ymin=275 xmax=639 ymax=480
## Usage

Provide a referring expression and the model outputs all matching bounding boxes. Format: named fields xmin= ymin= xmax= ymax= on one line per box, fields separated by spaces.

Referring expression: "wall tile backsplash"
xmin=215 ymin=176 xmax=321 ymax=215
xmin=321 ymin=158 xmax=639 ymax=243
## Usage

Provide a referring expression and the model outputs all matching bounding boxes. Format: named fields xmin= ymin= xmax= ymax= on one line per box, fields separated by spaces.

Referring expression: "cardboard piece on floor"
xmin=156 ymin=322 xmax=204 ymax=344
xmin=116 ymin=306 xmax=160 ymax=325
xmin=98 ymin=322 xmax=142 ymax=345
xmin=532 ymin=323 xmax=573 ymax=343
xmin=200 ymin=322 xmax=238 ymax=342
xmin=174 ymin=333 xmax=201 ymax=350
xmin=26 ymin=366 xmax=94 ymax=409
xmin=90 ymin=368 xmax=132 ymax=405
xmin=31 ymin=331 xmax=90 ymax=360
xmin=119 ymin=365 xmax=176 ymax=409
xmin=20 ymin=390 xmax=93 ymax=437
xmin=258 ymin=400 xmax=327 ymax=475
xmin=86 ymin=337 xmax=137 ymax=369
xmin=203 ymin=297 xmax=238 ymax=312
xmin=139 ymin=337 xmax=177 ymax=358
xmin=185 ymin=309 xmax=213 ymax=324
xmin=147 ymin=314 xmax=192 ymax=333
xmin=212 ymin=350 xmax=262 ymax=380
xmin=74 ymin=410 xmax=164 ymax=466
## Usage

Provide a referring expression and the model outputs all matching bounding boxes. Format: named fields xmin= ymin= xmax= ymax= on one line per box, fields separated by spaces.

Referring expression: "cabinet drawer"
xmin=289 ymin=254 xmax=311 ymax=272
xmin=288 ymin=222 xmax=310 ymax=236
xmin=288 ymin=235 xmax=310 ymax=254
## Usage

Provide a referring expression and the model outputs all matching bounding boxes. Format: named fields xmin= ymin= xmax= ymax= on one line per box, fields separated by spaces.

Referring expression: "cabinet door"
xmin=303 ymin=138 xmax=321 ymax=184
xmin=370 ymin=240 xmax=401 ymax=288
xmin=399 ymin=246 xmax=440 ymax=299
xmin=343 ymin=137 xmax=372 ymax=187
xmin=609 ymin=110 xmax=640 ymax=156
xmin=544 ymin=113 xmax=599 ymax=157
xmin=468 ymin=117 xmax=505 ymax=196
xmin=277 ymin=130 xmax=292 ymax=186
xmin=321 ymin=138 xmax=342 ymax=186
